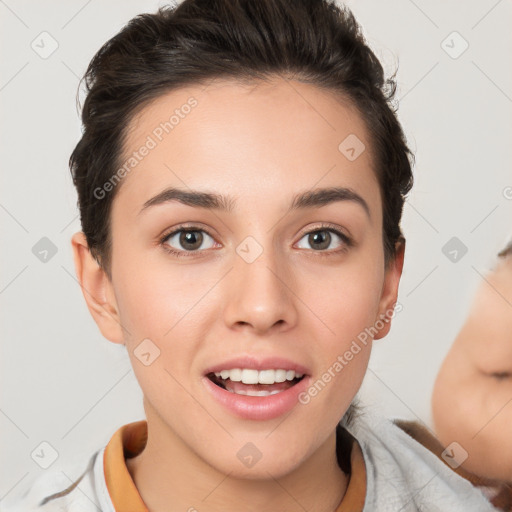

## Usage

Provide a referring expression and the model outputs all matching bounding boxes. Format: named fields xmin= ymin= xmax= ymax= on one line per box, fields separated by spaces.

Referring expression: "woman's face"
xmin=80 ymin=77 xmax=403 ymax=478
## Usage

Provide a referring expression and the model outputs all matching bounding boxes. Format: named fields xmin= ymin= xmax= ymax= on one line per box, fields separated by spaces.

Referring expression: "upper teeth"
xmin=214 ymin=369 xmax=303 ymax=385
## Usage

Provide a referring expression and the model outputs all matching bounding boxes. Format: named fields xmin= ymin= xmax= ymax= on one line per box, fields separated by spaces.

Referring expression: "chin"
xmin=201 ymin=438 xmax=307 ymax=480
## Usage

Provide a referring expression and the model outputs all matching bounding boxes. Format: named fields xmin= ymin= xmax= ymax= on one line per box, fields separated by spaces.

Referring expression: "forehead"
xmin=114 ymin=77 xmax=380 ymax=217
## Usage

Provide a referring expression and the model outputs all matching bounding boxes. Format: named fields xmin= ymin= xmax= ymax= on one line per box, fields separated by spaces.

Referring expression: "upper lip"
xmin=203 ymin=355 xmax=311 ymax=376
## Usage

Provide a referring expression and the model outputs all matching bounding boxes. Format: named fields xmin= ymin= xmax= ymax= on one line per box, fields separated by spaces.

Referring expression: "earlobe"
xmin=71 ymin=231 xmax=125 ymax=344
xmin=374 ymin=238 xmax=405 ymax=340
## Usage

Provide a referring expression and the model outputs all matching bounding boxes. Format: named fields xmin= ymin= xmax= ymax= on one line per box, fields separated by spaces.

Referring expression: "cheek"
xmin=299 ymin=281 xmax=374 ymax=426
xmin=292 ymin=259 xmax=383 ymax=395
xmin=112 ymin=248 xmax=213 ymax=341
xmin=296 ymin=256 xmax=384 ymax=337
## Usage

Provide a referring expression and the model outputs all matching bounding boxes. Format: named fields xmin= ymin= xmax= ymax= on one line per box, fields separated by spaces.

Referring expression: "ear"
xmin=373 ymin=238 xmax=405 ymax=340
xmin=71 ymin=231 xmax=125 ymax=344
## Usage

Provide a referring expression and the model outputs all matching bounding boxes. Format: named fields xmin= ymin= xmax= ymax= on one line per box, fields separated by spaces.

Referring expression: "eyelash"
xmin=158 ymin=223 xmax=353 ymax=259
xmin=491 ymin=371 xmax=512 ymax=381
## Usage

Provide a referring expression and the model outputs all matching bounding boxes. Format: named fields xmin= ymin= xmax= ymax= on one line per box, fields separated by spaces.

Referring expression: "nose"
xmin=222 ymin=241 xmax=298 ymax=335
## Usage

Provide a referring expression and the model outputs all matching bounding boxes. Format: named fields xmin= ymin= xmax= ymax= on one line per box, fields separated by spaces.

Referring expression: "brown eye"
xmin=162 ymin=228 xmax=216 ymax=254
xmin=296 ymin=228 xmax=351 ymax=252
xmin=179 ymin=230 xmax=203 ymax=250
xmin=308 ymin=231 xmax=331 ymax=251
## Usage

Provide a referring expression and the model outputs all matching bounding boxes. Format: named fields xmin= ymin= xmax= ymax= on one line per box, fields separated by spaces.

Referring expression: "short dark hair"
xmin=498 ymin=237 xmax=512 ymax=259
xmin=70 ymin=0 xmax=414 ymax=279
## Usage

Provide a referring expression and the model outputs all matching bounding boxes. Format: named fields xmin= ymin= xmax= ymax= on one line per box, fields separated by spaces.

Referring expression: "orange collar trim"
xmin=336 ymin=432 xmax=367 ymax=511
xmin=103 ymin=420 xmax=149 ymax=511
xmin=103 ymin=420 xmax=366 ymax=512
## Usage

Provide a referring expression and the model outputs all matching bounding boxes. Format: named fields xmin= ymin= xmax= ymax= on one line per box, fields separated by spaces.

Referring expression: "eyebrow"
xmin=139 ymin=186 xmax=371 ymax=218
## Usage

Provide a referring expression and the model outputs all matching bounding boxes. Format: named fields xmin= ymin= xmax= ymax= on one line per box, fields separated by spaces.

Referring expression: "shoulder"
xmin=393 ymin=418 xmax=512 ymax=511
xmin=343 ymin=407 xmax=504 ymax=511
xmin=1 ymin=449 xmax=108 ymax=512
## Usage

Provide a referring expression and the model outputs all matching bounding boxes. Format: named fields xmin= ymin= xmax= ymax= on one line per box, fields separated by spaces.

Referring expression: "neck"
xmin=126 ymin=410 xmax=349 ymax=512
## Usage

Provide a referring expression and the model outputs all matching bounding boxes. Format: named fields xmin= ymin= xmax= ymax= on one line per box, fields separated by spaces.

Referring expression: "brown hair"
xmin=498 ymin=237 xmax=512 ymax=259
xmin=69 ymin=0 xmax=414 ymax=279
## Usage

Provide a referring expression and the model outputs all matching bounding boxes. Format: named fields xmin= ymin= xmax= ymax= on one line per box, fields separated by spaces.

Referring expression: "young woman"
xmin=5 ymin=0 xmax=507 ymax=510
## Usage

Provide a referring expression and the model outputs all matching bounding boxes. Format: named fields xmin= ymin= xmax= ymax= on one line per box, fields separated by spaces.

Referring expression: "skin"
xmin=432 ymin=255 xmax=512 ymax=482
xmin=72 ymin=77 xmax=404 ymax=512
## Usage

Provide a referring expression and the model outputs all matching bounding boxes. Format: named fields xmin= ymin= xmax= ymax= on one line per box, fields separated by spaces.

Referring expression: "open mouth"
xmin=206 ymin=372 xmax=306 ymax=396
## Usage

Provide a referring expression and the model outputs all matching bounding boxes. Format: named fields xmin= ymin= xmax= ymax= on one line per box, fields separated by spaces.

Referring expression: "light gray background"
xmin=1 ymin=0 xmax=511 ymax=504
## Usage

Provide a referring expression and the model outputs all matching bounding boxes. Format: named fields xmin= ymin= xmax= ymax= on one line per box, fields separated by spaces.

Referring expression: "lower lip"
xmin=203 ymin=375 xmax=311 ymax=421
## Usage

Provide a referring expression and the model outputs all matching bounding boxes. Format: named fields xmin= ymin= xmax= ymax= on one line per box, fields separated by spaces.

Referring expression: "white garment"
xmin=1 ymin=449 xmax=113 ymax=512
xmin=341 ymin=408 xmax=499 ymax=511
xmin=1 ymin=407 xmax=500 ymax=512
